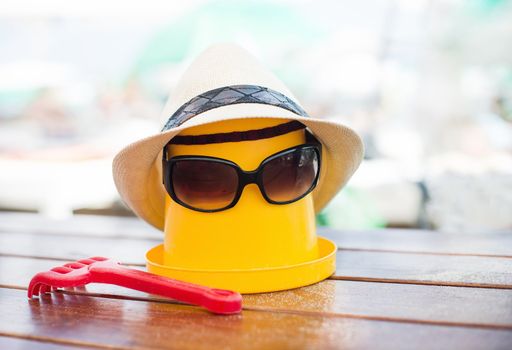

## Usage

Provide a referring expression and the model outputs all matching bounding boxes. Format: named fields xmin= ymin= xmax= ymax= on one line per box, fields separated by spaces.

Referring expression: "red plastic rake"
xmin=28 ymin=256 xmax=242 ymax=315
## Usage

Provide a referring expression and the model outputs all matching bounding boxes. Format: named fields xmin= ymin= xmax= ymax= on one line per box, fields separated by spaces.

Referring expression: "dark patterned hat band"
xmin=161 ymin=85 xmax=309 ymax=132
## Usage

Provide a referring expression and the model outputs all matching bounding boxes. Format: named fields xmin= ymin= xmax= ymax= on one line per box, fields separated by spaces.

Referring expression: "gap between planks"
xmin=2 ymin=252 xmax=512 ymax=290
xmin=2 ymin=229 xmax=512 ymax=259
xmin=339 ymin=247 xmax=512 ymax=259
xmin=0 ymin=332 xmax=134 ymax=350
xmin=0 ymin=253 xmax=146 ymax=267
xmin=330 ymin=276 xmax=512 ymax=290
xmin=1 ymin=284 xmax=511 ymax=332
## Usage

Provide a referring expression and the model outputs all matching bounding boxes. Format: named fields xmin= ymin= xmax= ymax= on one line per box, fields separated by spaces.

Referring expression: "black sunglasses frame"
xmin=162 ymin=135 xmax=322 ymax=213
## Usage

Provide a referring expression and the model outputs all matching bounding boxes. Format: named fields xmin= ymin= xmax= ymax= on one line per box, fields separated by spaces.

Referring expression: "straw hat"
xmin=113 ymin=43 xmax=364 ymax=230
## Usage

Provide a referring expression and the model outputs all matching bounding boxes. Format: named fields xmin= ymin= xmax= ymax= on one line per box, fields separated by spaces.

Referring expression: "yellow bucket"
xmin=146 ymin=118 xmax=336 ymax=293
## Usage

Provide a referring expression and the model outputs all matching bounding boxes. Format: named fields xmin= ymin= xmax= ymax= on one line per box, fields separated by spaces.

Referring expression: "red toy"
xmin=27 ymin=256 xmax=242 ymax=315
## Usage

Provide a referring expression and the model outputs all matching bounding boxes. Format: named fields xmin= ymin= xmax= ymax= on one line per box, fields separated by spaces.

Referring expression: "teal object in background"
xmin=133 ymin=0 xmax=325 ymax=75
xmin=317 ymin=187 xmax=386 ymax=230
xmin=0 ymin=90 xmax=38 ymax=119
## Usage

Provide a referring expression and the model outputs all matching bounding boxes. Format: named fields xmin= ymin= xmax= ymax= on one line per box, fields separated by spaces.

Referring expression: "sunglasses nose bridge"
xmin=237 ymin=169 xmax=267 ymax=204
xmin=239 ymin=169 xmax=259 ymax=188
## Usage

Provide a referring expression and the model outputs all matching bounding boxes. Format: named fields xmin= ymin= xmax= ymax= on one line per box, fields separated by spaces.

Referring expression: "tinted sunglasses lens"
xmin=261 ymin=147 xmax=319 ymax=203
xmin=171 ymin=160 xmax=238 ymax=210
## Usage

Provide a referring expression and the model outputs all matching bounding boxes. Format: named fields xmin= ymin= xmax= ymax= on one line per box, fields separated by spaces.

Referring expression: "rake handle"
xmin=89 ymin=266 xmax=242 ymax=314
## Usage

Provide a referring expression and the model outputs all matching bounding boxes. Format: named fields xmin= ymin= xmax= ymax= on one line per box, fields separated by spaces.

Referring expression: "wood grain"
xmin=335 ymin=250 xmax=512 ymax=289
xmin=0 ymin=232 xmax=152 ymax=265
xmin=2 ymin=232 xmax=512 ymax=288
xmin=2 ymin=213 xmax=512 ymax=349
xmin=322 ymin=228 xmax=512 ymax=257
xmin=2 ymin=288 xmax=512 ymax=350
xmin=0 ymin=212 xmax=161 ymax=239
xmin=1 ymin=256 xmax=511 ymax=328
xmin=1 ymin=212 xmax=511 ymax=257
xmin=0 ymin=336 xmax=92 ymax=350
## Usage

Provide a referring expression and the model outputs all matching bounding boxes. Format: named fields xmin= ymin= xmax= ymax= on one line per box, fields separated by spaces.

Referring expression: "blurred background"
xmin=0 ymin=0 xmax=511 ymax=233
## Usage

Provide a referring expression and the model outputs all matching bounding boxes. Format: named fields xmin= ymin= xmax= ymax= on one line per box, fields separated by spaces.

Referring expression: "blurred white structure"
xmin=0 ymin=157 xmax=116 ymax=218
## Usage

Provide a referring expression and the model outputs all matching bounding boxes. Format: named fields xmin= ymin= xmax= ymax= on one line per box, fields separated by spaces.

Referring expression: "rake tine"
xmin=28 ymin=259 xmax=94 ymax=299
xmin=39 ymin=284 xmax=51 ymax=294
xmin=28 ymin=280 xmax=40 ymax=298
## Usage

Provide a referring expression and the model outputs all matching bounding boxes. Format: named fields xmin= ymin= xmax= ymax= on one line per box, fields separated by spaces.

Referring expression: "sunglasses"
xmin=162 ymin=138 xmax=321 ymax=213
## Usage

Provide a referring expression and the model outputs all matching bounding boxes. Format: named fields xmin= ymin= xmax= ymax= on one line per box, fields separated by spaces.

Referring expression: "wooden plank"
xmin=335 ymin=250 xmax=512 ymax=289
xmin=1 ymin=256 xmax=511 ymax=328
xmin=2 ymin=212 xmax=512 ymax=257
xmin=245 ymin=281 xmax=512 ymax=328
xmin=2 ymin=233 xmax=512 ymax=288
xmin=0 ymin=336 xmax=92 ymax=350
xmin=0 ymin=232 xmax=152 ymax=265
xmin=321 ymin=228 xmax=512 ymax=257
xmin=1 ymin=288 xmax=512 ymax=350
xmin=0 ymin=212 xmax=161 ymax=239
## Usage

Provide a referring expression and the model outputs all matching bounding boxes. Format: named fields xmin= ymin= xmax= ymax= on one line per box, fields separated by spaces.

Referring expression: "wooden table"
xmin=0 ymin=213 xmax=511 ymax=349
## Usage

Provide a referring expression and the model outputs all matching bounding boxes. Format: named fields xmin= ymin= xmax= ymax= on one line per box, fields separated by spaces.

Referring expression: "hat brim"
xmin=112 ymin=103 xmax=364 ymax=230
